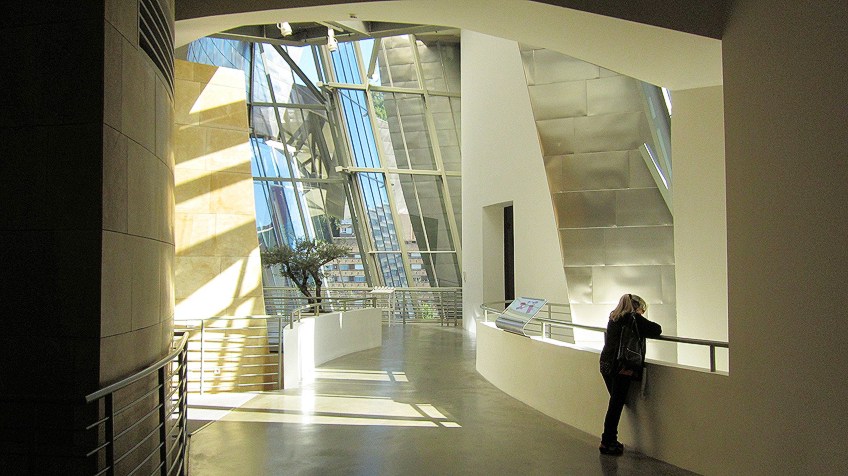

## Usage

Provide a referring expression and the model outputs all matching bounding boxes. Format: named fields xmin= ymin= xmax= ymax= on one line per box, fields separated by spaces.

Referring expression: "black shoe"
xmin=599 ymin=441 xmax=624 ymax=455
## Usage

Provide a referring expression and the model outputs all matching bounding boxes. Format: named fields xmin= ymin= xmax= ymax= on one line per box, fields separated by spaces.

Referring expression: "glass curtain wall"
xmin=186 ymin=32 xmax=461 ymax=290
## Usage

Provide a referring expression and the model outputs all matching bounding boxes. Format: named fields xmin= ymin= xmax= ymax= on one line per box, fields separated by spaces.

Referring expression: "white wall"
xmin=461 ymin=31 xmax=569 ymax=331
xmin=283 ymin=308 xmax=382 ymax=388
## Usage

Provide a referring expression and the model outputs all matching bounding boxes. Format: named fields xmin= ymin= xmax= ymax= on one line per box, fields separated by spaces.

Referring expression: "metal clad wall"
xmin=521 ymin=46 xmax=677 ymax=354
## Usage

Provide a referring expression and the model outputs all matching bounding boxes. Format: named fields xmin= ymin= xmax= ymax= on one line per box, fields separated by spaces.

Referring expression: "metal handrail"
xmin=264 ymin=287 xmax=463 ymax=326
xmin=481 ymin=301 xmax=729 ymax=373
xmin=84 ymin=331 xmax=189 ymax=476
xmin=289 ymin=296 xmax=378 ymax=328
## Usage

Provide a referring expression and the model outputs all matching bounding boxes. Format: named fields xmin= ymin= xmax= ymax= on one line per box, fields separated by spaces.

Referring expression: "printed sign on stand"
xmin=495 ymin=297 xmax=547 ymax=336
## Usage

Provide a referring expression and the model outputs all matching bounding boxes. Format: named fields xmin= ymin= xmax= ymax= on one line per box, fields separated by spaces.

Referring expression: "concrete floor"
xmin=188 ymin=324 xmax=696 ymax=475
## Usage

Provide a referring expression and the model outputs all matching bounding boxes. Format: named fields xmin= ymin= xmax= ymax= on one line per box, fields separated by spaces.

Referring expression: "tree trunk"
xmin=314 ymin=275 xmax=324 ymax=313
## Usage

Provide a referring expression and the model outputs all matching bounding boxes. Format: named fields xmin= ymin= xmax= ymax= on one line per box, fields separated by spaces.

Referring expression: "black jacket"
xmin=599 ymin=312 xmax=662 ymax=377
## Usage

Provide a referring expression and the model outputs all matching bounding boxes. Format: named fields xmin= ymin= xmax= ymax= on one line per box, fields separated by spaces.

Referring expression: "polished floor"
xmin=188 ymin=324 xmax=696 ymax=475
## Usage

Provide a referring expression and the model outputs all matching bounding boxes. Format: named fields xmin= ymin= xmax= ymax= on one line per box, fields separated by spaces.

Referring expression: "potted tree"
xmin=261 ymin=238 xmax=351 ymax=313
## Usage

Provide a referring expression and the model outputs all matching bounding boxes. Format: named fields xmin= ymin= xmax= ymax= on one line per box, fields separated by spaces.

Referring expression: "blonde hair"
xmin=609 ymin=293 xmax=647 ymax=321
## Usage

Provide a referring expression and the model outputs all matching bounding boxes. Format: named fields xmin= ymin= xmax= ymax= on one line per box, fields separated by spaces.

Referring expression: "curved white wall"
xmin=283 ymin=308 xmax=382 ymax=388
xmin=477 ymin=323 xmax=730 ymax=474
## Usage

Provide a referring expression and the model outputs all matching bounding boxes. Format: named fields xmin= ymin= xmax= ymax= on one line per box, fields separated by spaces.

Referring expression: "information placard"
xmin=495 ymin=297 xmax=547 ymax=336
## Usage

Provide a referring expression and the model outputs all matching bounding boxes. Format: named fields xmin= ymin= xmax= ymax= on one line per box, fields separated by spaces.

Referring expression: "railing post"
xmin=179 ymin=346 xmax=188 ymax=475
xmin=277 ymin=316 xmax=284 ymax=390
xmin=710 ymin=345 xmax=717 ymax=373
xmin=105 ymin=394 xmax=115 ymax=476
xmin=158 ymin=366 xmax=168 ymax=476
xmin=438 ymin=292 xmax=444 ymax=326
xmin=199 ymin=320 xmax=205 ymax=395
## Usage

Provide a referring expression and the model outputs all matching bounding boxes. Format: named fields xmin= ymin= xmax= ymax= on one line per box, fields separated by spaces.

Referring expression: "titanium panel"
xmin=561 ymin=151 xmax=630 ymax=192
xmin=536 ymin=117 xmax=576 ymax=156
xmin=408 ymin=147 xmax=436 ymax=169
xmin=384 ymin=44 xmax=415 ymax=66
xmin=567 ymin=303 xmax=612 ymax=326
xmin=604 ymin=226 xmax=675 ymax=265
xmin=586 ymin=75 xmax=643 ymax=116
xmin=592 ymin=265 xmax=665 ymax=303
xmin=555 ymin=190 xmax=616 ymax=229
xmin=415 ymin=42 xmax=442 ymax=63
xmin=436 ymin=127 xmax=459 ymax=146
xmin=628 ymin=149 xmax=656 ymax=188
xmin=528 ymin=81 xmax=588 ymax=120
xmin=573 ymin=112 xmax=645 ymax=153
xmin=560 ymin=228 xmax=605 ymax=266
xmin=433 ymin=112 xmax=459 ymax=141
xmin=440 ymin=146 xmax=461 ymax=172
xmin=564 ymin=267 xmax=594 ymax=304
xmin=429 ymin=96 xmax=453 ymax=114
xmin=615 ymin=188 xmax=673 ymax=226
xmin=522 ymin=48 xmax=601 ymax=85
xmin=422 ymin=63 xmax=447 ymax=91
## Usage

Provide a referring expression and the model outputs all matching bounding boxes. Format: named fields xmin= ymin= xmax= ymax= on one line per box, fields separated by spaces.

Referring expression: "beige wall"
xmin=721 ymin=0 xmax=848 ymax=473
xmin=100 ymin=0 xmax=175 ymax=386
xmin=173 ymin=60 xmax=265 ymax=319
xmin=173 ymin=60 xmax=272 ymax=392
xmin=671 ymin=86 xmax=728 ymax=369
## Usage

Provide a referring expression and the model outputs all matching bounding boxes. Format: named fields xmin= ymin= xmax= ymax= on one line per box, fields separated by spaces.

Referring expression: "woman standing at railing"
xmin=598 ymin=293 xmax=662 ymax=456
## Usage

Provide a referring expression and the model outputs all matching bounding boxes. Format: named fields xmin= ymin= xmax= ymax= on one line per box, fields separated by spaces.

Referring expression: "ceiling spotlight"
xmin=276 ymin=21 xmax=292 ymax=36
xmin=327 ymin=28 xmax=338 ymax=52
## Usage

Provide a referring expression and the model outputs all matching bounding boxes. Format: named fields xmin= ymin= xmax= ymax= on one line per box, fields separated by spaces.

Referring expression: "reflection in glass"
xmin=187 ymin=32 xmax=461 ymax=291
xmin=380 ymin=93 xmax=435 ymax=170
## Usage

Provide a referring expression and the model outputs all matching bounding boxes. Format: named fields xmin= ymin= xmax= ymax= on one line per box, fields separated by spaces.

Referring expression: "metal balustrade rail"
xmin=84 ymin=332 xmax=189 ymax=476
xmin=174 ymin=316 xmax=284 ymax=393
xmin=481 ymin=301 xmax=729 ymax=373
xmin=263 ymin=287 xmax=462 ymax=326
xmin=289 ymin=296 xmax=378 ymax=328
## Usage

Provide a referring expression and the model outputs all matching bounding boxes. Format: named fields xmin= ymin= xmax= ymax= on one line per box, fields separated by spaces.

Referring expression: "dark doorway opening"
xmin=504 ymin=205 xmax=514 ymax=301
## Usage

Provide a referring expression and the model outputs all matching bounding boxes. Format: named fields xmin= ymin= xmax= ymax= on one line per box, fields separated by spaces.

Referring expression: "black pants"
xmin=601 ymin=372 xmax=632 ymax=444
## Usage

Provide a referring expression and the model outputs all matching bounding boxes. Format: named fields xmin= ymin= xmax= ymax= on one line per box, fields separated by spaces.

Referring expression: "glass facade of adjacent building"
xmin=186 ymin=33 xmax=462 ymax=290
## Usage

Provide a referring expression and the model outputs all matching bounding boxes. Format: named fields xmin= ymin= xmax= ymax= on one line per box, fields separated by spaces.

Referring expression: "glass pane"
xmin=360 ymin=39 xmax=376 ymax=81
xmin=278 ymin=107 xmax=335 ymax=179
xmin=429 ymin=95 xmax=460 ymax=172
xmin=446 ymin=176 xmax=462 ymax=240
xmin=380 ymin=93 xmax=435 ymax=170
xmin=357 ymin=173 xmax=400 ymax=252
xmin=376 ymin=35 xmax=420 ymax=89
xmin=339 ymin=89 xmax=381 ymax=168
xmin=395 ymin=174 xmax=454 ymax=251
xmin=251 ymin=137 xmax=290 ymax=179
xmin=253 ymin=180 xmax=306 ymax=248
xmin=186 ymin=37 xmax=250 ymax=73
xmin=376 ymin=253 xmax=407 ymax=287
xmin=285 ymin=45 xmax=322 ymax=88
xmin=407 ymin=252 xmax=430 ymax=287
xmin=260 ymin=44 xmax=324 ymax=105
xmin=330 ymin=41 xmax=364 ymax=85
xmin=252 ymin=43 xmax=272 ymax=103
xmin=251 ymin=106 xmax=280 ymax=142
xmin=430 ymin=252 xmax=461 ymax=287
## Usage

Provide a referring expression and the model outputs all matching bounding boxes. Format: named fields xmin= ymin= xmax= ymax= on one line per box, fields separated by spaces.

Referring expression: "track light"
xmin=276 ymin=21 xmax=292 ymax=36
xmin=327 ymin=28 xmax=338 ymax=52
